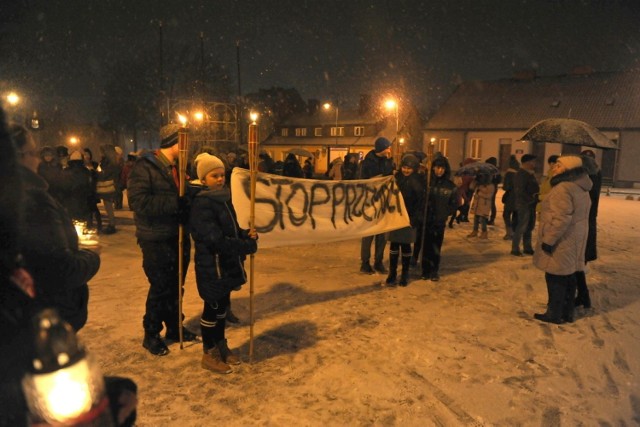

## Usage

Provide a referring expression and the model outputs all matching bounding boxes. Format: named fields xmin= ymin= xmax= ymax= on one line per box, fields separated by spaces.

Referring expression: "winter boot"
xmin=398 ymin=255 xmax=411 ymax=286
xmin=165 ymin=326 xmax=198 ymax=342
xmin=360 ymin=261 xmax=374 ymax=274
xmin=503 ymin=230 xmax=512 ymax=240
xmin=574 ymin=271 xmax=592 ymax=309
xmin=385 ymin=251 xmax=399 ymax=286
xmin=216 ymin=339 xmax=241 ymax=365
xmin=534 ymin=281 xmax=566 ymax=324
xmin=374 ymin=260 xmax=388 ymax=274
xmin=143 ymin=332 xmax=169 ymax=356
xmin=467 ymin=230 xmax=478 ymax=238
xmin=201 ymin=348 xmax=232 ymax=374
xmin=479 ymin=231 xmax=488 ymax=239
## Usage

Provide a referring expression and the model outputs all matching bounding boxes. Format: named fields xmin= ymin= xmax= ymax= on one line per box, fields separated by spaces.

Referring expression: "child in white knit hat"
xmin=189 ymin=152 xmax=258 ymax=374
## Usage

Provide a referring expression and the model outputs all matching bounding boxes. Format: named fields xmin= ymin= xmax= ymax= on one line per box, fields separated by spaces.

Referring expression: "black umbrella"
xmin=520 ymin=118 xmax=617 ymax=149
xmin=454 ymin=162 xmax=499 ymax=177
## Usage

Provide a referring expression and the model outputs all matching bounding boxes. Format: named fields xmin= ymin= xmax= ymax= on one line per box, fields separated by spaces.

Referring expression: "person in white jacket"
xmin=532 ymin=155 xmax=592 ymax=324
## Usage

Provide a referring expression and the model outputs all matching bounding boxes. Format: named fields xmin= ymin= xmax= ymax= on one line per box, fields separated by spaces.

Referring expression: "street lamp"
xmin=384 ymin=98 xmax=399 ymax=165
xmin=69 ymin=136 xmax=80 ymax=146
xmin=6 ymin=91 xmax=20 ymax=106
xmin=323 ymin=102 xmax=339 ymax=145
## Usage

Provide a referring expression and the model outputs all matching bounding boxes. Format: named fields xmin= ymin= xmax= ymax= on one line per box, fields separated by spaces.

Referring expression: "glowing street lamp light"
xmin=323 ymin=102 xmax=339 ymax=145
xmin=69 ymin=136 xmax=80 ymax=145
xmin=193 ymin=111 xmax=204 ymax=122
xmin=384 ymin=98 xmax=400 ymax=165
xmin=6 ymin=92 xmax=20 ymax=106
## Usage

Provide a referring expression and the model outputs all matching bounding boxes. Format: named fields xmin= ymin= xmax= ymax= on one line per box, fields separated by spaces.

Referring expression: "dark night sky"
xmin=3 ymin=0 xmax=640 ymax=117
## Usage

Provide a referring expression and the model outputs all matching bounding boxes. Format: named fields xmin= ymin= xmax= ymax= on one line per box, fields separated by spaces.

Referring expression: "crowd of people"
xmin=1 ymin=108 xmax=602 ymax=422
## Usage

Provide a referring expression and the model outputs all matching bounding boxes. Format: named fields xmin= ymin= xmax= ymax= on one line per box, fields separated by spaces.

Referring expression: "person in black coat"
xmin=420 ymin=156 xmax=458 ymax=281
xmin=484 ymin=157 xmax=502 ymax=225
xmin=63 ymin=150 xmax=93 ymax=224
xmin=13 ymin=124 xmax=100 ymax=331
xmin=189 ymin=153 xmax=258 ymax=374
xmin=282 ymin=152 xmax=304 ymax=178
xmin=342 ymin=153 xmax=359 ymax=180
xmin=574 ymin=150 xmax=602 ymax=309
xmin=1 ymin=119 xmax=137 ymax=427
xmin=127 ymin=124 xmax=197 ymax=356
xmin=385 ymin=154 xmax=424 ymax=287
xmin=501 ymin=155 xmax=520 ymax=240
xmin=358 ymin=137 xmax=394 ymax=274
xmin=511 ymin=154 xmax=540 ymax=256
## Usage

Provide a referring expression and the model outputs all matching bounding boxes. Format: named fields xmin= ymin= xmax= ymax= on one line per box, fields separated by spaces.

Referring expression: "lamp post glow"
xmin=248 ymin=111 xmax=259 ymax=363
xmin=69 ymin=136 xmax=80 ymax=145
xmin=177 ymin=115 xmax=189 ymax=348
xmin=6 ymin=92 xmax=20 ymax=106
xmin=384 ymin=98 xmax=400 ymax=166
xmin=323 ymin=102 xmax=339 ymax=145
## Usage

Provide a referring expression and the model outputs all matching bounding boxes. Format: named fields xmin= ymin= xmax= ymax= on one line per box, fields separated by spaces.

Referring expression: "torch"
xmin=248 ymin=111 xmax=259 ymax=363
xmin=177 ymin=114 xmax=189 ymax=349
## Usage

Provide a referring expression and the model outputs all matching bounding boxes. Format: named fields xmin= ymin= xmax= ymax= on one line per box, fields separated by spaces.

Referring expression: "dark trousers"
xmin=139 ymin=236 xmax=190 ymax=335
xmin=512 ymin=205 xmax=535 ymax=252
xmin=544 ymin=272 xmax=577 ymax=321
xmin=503 ymin=207 xmax=517 ymax=233
xmin=421 ymin=224 xmax=446 ymax=275
xmin=574 ymin=270 xmax=592 ymax=307
xmin=489 ymin=190 xmax=498 ymax=223
xmin=361 ymin=233 xmax=386 ymax=265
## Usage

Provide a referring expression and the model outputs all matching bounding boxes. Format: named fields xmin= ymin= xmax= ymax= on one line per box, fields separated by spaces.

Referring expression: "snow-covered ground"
xmin=81 ymin=192 xmax=640 ymax=426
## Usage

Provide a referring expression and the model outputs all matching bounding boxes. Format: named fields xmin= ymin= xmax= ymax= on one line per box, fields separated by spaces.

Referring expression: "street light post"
xmin=384 ymin=99 xmax=400 ymax=166
xmin=323 ymin=102 xmax=339 ymax=145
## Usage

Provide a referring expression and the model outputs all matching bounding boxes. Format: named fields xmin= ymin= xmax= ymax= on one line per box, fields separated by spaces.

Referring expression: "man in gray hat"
xmin=128 ymin=123 xmax=197 ymax=356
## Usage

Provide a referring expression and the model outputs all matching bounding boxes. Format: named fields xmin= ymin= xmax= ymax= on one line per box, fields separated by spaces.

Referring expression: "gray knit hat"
xmin=195 ymin=153 xmax=225 ymax=181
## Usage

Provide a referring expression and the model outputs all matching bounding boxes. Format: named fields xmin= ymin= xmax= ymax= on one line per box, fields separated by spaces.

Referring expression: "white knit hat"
xmin=195 ymin=153 xmax=225 ymax=181
xmin=557 ymin=155 xmax=582 ymax=171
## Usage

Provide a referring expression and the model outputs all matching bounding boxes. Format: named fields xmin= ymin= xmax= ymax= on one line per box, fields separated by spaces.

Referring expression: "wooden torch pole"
xmin=177 ymin=124 xmax=189 ymax=349
xmin=248 ymin=113 xmax=259 ymax=363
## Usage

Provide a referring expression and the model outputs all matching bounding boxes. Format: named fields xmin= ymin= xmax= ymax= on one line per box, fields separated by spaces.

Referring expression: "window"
xmin=437 ymin=138 xmax=449 ymax=156
xmin=281 ymin=128 xmax=289 ymax=137
xmin=354 ymin=126 xmax=364 ymax=136
xmin=314 ymin=127 xmax=322 ymax=136
xmin=470 ymin=138 xmax=482 ymax=159
xmin=330 ymin=127 xmax=344 ymax=137
xmin=295 ymin=127 xmax=307 ymax=137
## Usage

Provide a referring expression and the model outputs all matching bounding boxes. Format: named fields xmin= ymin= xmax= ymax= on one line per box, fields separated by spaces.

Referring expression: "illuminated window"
xmin=295 ymin=128 xmax=307 ymax=137
xmin=330 ymin=127 xmax=344 ymax=137
xmin=354 ymin=126 xmax=364 ymax=136
xmin=314 ymin=127 xmax=322 ymax=136
xmin=281 ymin=128 xmax=289 ymax=137
xmin=470 ymin=138 xmax=482 ymax=159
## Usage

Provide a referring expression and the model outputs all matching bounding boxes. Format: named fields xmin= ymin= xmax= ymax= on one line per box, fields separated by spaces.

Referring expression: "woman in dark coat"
xmin=190 ymin=153 xmax=258 ymax=374
xmin=420 ymin=156 xmax=459 ymax=281
xmin=385 ymin=154 xmax=424 ymax=286
xmin=63 ymin=150 xmax=93 ymax=224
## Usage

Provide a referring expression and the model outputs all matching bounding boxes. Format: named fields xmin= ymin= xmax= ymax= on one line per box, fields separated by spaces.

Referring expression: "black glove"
xmin=541 ymin=243 xmax=556 ymax=255
xmin=177 ymin=196 xmax=190 ymax=225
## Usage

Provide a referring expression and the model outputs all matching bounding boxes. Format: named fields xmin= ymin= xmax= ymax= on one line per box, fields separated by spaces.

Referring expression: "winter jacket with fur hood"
xmin=189 ymin=184 xmax=257 ymax=304
xmin=533 ymin=168 xmax=592 ymax=275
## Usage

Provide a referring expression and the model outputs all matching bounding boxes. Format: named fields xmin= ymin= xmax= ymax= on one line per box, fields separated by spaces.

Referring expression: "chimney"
xmin=359 ymin=94 xmax=372 ymax=115
xmin=307 ymin=99 xmax=319 ymax=115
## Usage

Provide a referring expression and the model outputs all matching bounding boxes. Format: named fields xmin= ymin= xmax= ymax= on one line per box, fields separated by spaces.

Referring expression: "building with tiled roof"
xmin=423 ymin=69 xmax=640 ymax=187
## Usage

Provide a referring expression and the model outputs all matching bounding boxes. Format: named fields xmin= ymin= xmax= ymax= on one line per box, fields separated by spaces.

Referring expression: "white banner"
xmin=230 ymin=168 xmax=410 ymax=248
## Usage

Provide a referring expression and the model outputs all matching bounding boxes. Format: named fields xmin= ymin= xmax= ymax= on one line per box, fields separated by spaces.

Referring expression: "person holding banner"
xmin=359 ymin=137 xmax=394 ymax=274
xmin=189 ymin=153 xmax=258 ymax=374
xmin=385 ymin=154 xmax=424 ymax=286
xmin=421 ymin=156 xmax=458 ymax=281
xmin=128 ymin=124 xmax=197 ymax=356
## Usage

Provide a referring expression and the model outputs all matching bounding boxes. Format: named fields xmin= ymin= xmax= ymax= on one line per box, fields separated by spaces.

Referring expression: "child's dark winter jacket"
xmin=190 ymin=185 xmax=257 ymax=304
